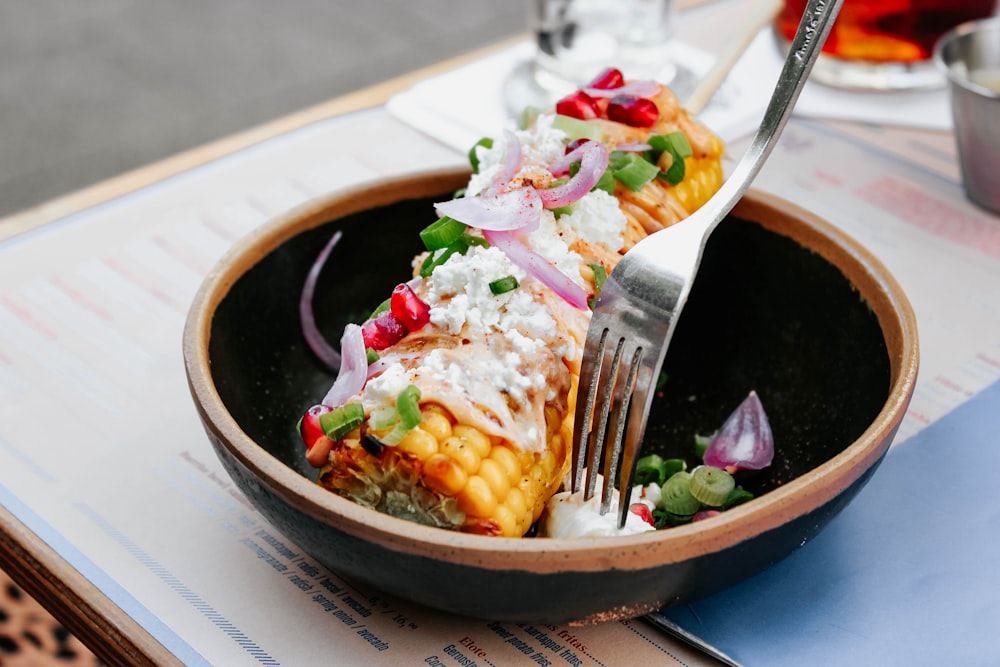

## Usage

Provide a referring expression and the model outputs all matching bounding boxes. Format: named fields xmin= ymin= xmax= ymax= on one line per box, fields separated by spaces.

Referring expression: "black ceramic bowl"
xmin=183 ymin=168 xmax=918 ymax=624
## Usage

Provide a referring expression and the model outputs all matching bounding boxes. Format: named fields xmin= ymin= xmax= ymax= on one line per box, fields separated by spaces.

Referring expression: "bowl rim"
xmin=183 ymin=167 xmax=919 ymax=574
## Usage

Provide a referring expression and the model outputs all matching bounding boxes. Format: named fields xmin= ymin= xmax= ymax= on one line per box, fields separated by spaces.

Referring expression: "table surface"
xmin=2 ymin=2 xmax=999 ymax=665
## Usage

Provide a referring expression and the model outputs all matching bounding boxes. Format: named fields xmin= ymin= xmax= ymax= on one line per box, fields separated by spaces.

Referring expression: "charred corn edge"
xmin=331 ymin=401 xmax=570 ymax=537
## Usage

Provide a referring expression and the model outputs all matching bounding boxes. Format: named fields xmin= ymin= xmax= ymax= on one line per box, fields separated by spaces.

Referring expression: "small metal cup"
xmin=935 ymin=18 xmax=1000 ymax=215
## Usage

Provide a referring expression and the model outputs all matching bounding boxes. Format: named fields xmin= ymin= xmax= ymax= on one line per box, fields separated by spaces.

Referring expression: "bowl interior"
xmin=207 ymin=184 xmax=892 ymax=501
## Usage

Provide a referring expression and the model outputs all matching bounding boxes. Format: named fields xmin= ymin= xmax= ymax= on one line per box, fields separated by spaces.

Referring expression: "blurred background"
xmin=0 ymin=1 xmax=521 ymax=663
xmin=0 ymin=0 xmax=524 ymax=220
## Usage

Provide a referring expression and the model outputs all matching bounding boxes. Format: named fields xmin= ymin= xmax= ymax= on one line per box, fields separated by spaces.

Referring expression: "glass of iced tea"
xmin=775 ymin=0 xmax=998 ymax=89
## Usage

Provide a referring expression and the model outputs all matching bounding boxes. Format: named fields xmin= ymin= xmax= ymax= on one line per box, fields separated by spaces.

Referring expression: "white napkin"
xmin=386 ymin=31 xmax=951 ymax=155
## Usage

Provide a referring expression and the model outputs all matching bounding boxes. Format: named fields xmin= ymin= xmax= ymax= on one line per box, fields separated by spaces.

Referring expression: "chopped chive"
xmin=420 ymin=216 xmax=468 ymax=251
xmin=489 ymin=275 xmax=520 ymax=295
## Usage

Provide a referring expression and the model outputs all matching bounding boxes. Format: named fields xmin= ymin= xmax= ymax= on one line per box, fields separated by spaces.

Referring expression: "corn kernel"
xmin=441 ymin=436 xmax=481 ymax=474
xmin=489 ymin=445 xmax=522 ymax=485
xmin=422 ymin=453 xmax=468 ymax=496
xmin=458 ymin=476 xmax=497 ymax=517
xmin=452 ymin=425 xmax=492 ymax=458
xmin=420 ymin=408 xmax=452 ymax=442
xmin=397 ymin=427 xmax=438 ymax=460
xmin=478 ymin=458 xmax=510 ymax=501
xmin=493 ymin=506 xmax=518 ymax=537
xmin=505 ymin=487 xmax=527 ymax=520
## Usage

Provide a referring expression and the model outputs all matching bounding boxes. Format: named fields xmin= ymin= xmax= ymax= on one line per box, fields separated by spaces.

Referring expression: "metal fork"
xmin=571 ymin=0 xmax=844 ymax=528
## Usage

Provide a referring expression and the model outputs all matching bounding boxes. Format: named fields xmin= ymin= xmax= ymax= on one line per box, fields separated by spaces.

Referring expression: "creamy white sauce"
xmin=541 ymin=481 xmax=658 ymax=538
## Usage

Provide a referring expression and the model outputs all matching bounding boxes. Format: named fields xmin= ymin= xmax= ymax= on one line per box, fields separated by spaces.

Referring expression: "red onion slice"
xmin=492 ymin=129 xmax=523 ymax=192
xmin=703 ymin=391 xmax=774 ymax=470
xmin=483 ymin=229 xmax=589 ymax=310
xmin=321 ymin=324 xmax=368 ymax=407
xmin=300 ymin=230 xmax=343 ymax=372
xmin=539 ymin=141 xmax=609 ymax=210
xmin=583 ymin=80 xmax=662 ymax=99
xmin=615 ymin=142 xmax=653 ymax=153
xmin=434 ymin=187 xmax=543 ymax=232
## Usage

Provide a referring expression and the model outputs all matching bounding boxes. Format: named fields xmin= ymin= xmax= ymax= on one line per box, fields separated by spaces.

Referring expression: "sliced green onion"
xmin=634 ymin=454 xmax=685 ymax=487
xmin=649 ymin=132 xmax=693 ymax=186
xmin=588 ymin=263 xmax=608 ymax=309
xmin=518 ymin=106 xmax=543 ymax=131
xmin=550 ymin=204 xmax=575 ymax=217
xmin=381 ymin=385 xmax=422 ymax=446
xmin=419 ymin=233 xmax=490 ymax=278
xmin=551 ymin=114 xmax=604 ymax=141
xmin=694 ymin=433 xmax=713 ymax=458
xmin=365 ymin=348 xmax=380 ymax=365
xmin=689 ymin=466 xmax=736 ymax=506
xmin=659 ymin=471 xmax=702 ymax=517
xmin=609 ymin=151 xmax=660 ymax=191
xmin=592 ymin=167 xmax=615 ymax=194
xmin=468 ymin=137 xmax=493 ymax=174
xmin=318 ymin=403 xmax=365 ymax=441
xmin=721 ymin=487 xmax=754 ymax=510
xmin=420 ymin=216 xmax=468 ymax=251
xmin=489 ymin=275 xmax=520 ymax=295
xmin=369 ymin=297 xmax=391 ymax=319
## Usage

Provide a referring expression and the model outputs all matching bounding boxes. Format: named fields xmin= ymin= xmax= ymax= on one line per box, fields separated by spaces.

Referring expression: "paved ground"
xmin=0 ymin=0 xmax=524 ymax=218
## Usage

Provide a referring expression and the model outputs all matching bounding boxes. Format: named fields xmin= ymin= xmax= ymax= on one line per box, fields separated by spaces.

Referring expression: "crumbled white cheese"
xmin=557 ymin=189 xmax=627 ymax=252
xmin=425 ymin=245 xmax=560 ymax=346
xmin=466 ymin=114 xmax=567 ymax=197
xmin=361 ymin=363 xmax=411 ymax=420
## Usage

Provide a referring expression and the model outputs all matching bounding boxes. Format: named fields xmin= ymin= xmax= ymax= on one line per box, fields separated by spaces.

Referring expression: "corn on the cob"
xmin=319 ymin=400 xmax=573 ymax=537
xmin=301 ymin=71 xmax=723 ymax=537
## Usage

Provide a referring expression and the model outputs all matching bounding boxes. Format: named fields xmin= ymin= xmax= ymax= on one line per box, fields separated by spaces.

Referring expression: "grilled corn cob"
xmin=300 ymin=69 xmax=723 ymax=537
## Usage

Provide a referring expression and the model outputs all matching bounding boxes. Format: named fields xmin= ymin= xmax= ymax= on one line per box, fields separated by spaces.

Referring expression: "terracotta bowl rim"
xmin=183 ymin=167 xmax=919 ymax=574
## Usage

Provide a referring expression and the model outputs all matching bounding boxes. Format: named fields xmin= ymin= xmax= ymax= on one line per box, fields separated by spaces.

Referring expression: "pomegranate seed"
xmin=564 ymin=138 xmax=592 ymax=154
xmin=555 ymin=90 xmax=600 ymax=120
xmin=629 ymin=503 xmax=655 ymax=526
xmin=361 ymin=311 xmax=407 ymax=350
xmin=390 ymin=283 xmax=430 ymax=331
xmin=588 ymin=67 xmax=625 ymax=90
xmin=299 ymin=404 xmax=332 ymax=448
xmin=692 ymin=510 xmax=722 ymax=522
xmin=607 ymin=94 xmax=659 ymax=128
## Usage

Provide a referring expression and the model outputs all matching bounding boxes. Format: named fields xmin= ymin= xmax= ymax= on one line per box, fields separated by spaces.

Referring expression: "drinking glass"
xmin=504 ymin=0 xmax=684 ymax=115
xmin=774 ymin=0 xmax=998 ymax=90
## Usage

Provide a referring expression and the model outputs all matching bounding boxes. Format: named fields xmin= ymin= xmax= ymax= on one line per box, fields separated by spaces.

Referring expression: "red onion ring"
xmin=538 ymin=141 xmax=609 ymax=210
xmin=483 ymin=229 xmax=589 ymax=310
xmin=321 ymin=324 xmax=368 ymax=407
xmin=300 ymin=230 xmax=343 ymax=372
xmin=434 ymin=187 xmax=542 ymax=231
xmin=583 ymin=80 xmax=662 ymax=99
